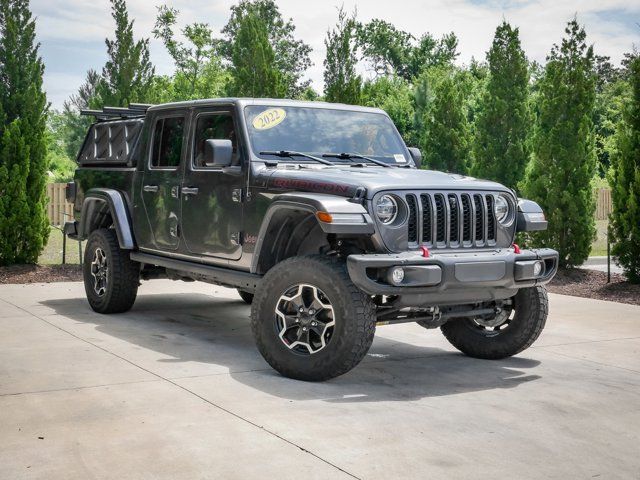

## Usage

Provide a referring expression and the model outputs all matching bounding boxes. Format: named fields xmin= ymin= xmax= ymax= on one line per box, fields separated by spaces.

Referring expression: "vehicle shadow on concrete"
xmin=41 ymin=292 xmax=541 ymax=403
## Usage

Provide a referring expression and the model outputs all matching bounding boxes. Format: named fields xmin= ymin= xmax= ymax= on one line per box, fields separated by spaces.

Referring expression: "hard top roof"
xmin=147 ymin=98 xmax=387 ymax=115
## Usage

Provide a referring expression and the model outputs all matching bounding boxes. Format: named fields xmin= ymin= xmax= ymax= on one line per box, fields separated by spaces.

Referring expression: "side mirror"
xmin=407 ymin=147 xmax=422 ymax=168
xmin=204 ymin=139 xmax=233 ymax=167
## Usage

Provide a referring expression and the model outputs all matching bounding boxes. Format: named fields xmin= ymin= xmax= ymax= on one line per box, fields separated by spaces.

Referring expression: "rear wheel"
xmin=440 ymin=286 xmax=548 ymax=359
xmin=251 ymin=255 xmax=376 ymax=381
xmin=83 ymin=228 xmax=139 ymax=314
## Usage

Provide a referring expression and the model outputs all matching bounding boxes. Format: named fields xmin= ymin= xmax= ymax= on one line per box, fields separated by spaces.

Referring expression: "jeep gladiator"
xmin=65 ymin=99 xmax=558 ymax=381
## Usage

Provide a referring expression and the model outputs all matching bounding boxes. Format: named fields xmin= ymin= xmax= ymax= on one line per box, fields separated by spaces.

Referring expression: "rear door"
xmin=140 ymin=113 xmax=186 ymax=251
xmin=180 ymin=108 xmax=244 ymax=260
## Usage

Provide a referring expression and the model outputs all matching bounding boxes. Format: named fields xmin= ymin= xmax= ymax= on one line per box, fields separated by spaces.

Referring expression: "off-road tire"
xmin=83 ymin=228 xmax=139 ymax=314
xmin=251 ymin=255 xmax=376 ymax=381
xmin=440 ymin=286 xmax=548 ymax=359
xmin=237 ymin=289 xmax=254 ymax=305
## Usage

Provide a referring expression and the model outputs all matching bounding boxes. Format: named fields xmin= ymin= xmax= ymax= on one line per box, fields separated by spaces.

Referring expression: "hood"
xmin=255 ymin=165 xmax=510 ymax=198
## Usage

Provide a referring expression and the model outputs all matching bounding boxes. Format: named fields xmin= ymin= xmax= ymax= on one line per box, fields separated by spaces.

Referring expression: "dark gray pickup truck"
xmin=65 ymin=98 xmax=558 ymax=381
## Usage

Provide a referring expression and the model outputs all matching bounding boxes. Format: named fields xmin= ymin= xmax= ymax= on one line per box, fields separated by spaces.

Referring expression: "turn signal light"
xmin=316 ymin=211 xmax=333 ymax=223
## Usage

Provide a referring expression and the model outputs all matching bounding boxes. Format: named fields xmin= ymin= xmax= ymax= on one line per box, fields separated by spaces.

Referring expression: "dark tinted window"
xmin=193 ymin=113 xmax=238 ymax=167
xmin=151 ymin=116 xmax=185 ymax=168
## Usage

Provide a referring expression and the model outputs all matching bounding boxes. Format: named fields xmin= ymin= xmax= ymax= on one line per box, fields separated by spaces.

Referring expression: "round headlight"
xmin=494 ymin=195 xmax=511 ymax=224
xmin=375 ymin=195 xmax=398 ymax=224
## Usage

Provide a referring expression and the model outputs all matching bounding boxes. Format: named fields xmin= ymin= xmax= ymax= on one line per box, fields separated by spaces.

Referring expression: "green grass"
xmin=39 ymin=227 xmax=85 ymax=265
xmin=590 ymin=219 xmax=609 ymax=257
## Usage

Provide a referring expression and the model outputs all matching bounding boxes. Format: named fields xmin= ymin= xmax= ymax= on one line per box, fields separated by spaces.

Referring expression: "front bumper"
xmin=347 ymin=248 xmax=559 ymax=306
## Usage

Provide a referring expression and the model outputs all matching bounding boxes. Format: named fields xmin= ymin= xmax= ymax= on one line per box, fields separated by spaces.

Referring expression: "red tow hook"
xmin=512 ymin=243 xmax=521 ymax=254
xmin=420 ymin=246 xmax=430 ymax=258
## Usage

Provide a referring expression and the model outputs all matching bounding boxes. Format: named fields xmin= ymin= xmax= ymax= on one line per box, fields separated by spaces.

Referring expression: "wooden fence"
xmin=594 ymin=188 xmax=612 ymax=221
xmin=44 ymin=182 xmax=615 ymax=225
xmin=46 ymin=183 xmax=74 ymax=226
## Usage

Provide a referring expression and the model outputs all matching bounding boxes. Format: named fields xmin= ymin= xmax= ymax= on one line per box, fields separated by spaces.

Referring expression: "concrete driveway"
xmin=1 ymin=280 xmax=638 ymax=479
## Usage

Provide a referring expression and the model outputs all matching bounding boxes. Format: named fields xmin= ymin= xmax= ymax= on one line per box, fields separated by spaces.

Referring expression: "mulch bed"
xmin=0 ymin=264 xmax=82 ymax=284
xmin=548 ymin=268 xmax=640 ymax=306
xmin=1 ymin=263 xmax=638 ymax=306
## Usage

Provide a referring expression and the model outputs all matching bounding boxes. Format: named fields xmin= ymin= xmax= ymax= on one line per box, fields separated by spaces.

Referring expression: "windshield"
xmin=244 ymin=105 xmax=410 ymax=165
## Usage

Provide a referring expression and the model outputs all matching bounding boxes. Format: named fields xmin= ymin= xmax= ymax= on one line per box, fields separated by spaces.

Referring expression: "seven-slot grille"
xmin=404 ymin=192 xmax=498 ymax=249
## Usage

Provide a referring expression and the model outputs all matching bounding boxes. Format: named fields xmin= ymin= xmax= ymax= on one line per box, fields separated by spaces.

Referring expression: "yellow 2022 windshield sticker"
xmin=252 ymin=108 xmax=286 ymax=130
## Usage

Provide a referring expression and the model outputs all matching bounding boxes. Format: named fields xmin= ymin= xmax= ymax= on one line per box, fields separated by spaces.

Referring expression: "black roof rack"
xmin=80 ymin=103 xmax=154 ymax=121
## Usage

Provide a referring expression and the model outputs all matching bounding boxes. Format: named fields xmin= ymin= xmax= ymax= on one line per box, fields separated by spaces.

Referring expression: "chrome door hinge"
xmin=232 ymin=188 xmax=243 ymax=203
xmin=230 ymin=231 xmax=242 ymax=246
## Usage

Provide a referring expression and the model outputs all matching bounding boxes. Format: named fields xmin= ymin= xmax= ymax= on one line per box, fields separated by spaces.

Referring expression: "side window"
xmin=151 ymin=116 xmax=185 ymax=168
xmin=193 ymin=113 xmax=238 ymax=168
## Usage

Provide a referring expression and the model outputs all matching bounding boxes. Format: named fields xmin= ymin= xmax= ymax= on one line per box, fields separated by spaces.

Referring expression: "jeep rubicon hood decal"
xmin=257 ymin=166 xmax=509 ymax=198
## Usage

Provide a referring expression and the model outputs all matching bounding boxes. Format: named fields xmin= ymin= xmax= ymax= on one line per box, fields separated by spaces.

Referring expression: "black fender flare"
xmin=250 ymin=192 xmax=374 ymax=273
xmin=78 ymin=188 xmax=136 ymax=249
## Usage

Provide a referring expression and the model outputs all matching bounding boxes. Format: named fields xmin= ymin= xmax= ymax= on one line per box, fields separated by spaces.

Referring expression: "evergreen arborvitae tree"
xmin=230 ymin=10 xmax=286 ymax=98
xmin=472 ymin=21 xmax=530 ymax=190
xmin=220 ymin=0 xmax=311 ymax=98
xmin=323 ymin=7 xmax=362 ymax=105
xmin=98 ymin=0 xmax=154 ymax=106
xmin=523 ymin=19 xmax=596 ymax=268
xmin=420 ymin=67 xmax=471 ymax=173
xmin=0 ymin=0 xmax=49 ymax=265
xmin=608 ymin=55 xmax=640 ymax=282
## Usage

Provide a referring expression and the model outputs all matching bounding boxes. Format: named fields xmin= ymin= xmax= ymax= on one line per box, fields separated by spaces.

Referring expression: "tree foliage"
xmin=229 ymin=9 xmax=286 ymax=98
xmin=97 ymin=0 xmax=154 ymax=107
xmin=153 ymin=5 xmax=229 ymax=100
xmin=608 ymin=54 xmax=640 ymax=282
xmin=357 ymin=19 xmax=458 ymax=81
xmin=523 ymin=19 xmax=597 ymax=268
xmin=472 ymin=21 xmax=530 ymax=190
xmin=219 ymin=0 xmax=311 ymax=98
xmin=362 ymin=76 xmax=415 ymax=145
xmin=323 ymin=7 xmax=362 ymax=105
xmin=418 ymin=67 xmax=471 ymax=173
xmin=0 ymin=0 xmax=49 ymax=265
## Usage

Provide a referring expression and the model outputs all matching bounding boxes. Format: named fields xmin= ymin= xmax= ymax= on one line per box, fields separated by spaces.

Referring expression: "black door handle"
xmin=182 ymin=187 xmax=199 ymax=196
xmin=143 ymin=185 xmax=159 ymax=193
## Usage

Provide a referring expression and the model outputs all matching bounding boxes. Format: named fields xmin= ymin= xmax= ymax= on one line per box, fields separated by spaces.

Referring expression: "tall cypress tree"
xmin=608 ymin=55 xmax=640 ymax=282
xmin=230 ymin=10 xmax=286 ymax=98
xmin=0 ymin=0 xmax=49 ymax=265
xmin=523 ymin=19 xmax=596 ymax=268
xmin=323 ymin=7 xmax=362 ymax=105
xmin=472 ymin=21 xmax=530 ymax=190
xmin=420 ymin=67 xmax=471 ymax=173
xmin=98 ymin=0 xmax=154 ymax=107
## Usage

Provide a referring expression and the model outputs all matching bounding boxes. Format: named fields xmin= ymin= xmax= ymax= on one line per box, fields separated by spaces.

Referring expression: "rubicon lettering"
xmin=271 ymin=178 xmax=352 ymax=194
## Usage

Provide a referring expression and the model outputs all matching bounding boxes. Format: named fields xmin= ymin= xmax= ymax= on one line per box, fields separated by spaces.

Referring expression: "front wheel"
xmin=251 ymin=255 xmax=376 ymax=381
xmin=440 ymin=286 xmax=548 ymax=359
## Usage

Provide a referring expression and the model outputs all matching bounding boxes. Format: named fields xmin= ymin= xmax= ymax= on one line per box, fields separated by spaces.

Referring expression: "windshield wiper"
xmin=322 ymin=152 xmax=392 ymax=168
xmin=259 ymin=150 xmax=334 ymax=166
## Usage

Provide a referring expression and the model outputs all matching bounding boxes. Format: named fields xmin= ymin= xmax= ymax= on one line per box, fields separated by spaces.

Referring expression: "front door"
xmin=140 ymin=113 xmax=186 ymax=251
xmin=180 ymin=109 xmax=244 ymax=260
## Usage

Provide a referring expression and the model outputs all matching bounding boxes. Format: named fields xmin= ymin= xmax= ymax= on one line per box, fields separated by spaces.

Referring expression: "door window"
xmin=193 ymin=113 xmax=238 ymax=167
xmin=151 ymin=116 xmax=185 ymax=169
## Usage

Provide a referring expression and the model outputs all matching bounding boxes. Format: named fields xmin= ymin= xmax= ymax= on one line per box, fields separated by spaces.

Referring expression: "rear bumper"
xmin=346 ymin=248 xmax=558 ymax=305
